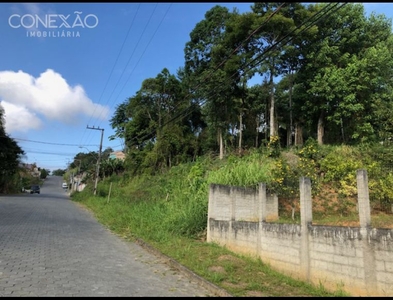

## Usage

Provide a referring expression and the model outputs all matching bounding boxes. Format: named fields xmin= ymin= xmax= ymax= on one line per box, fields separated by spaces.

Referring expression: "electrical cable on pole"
xmin=86 ymin=125 xmax=104 ymax=195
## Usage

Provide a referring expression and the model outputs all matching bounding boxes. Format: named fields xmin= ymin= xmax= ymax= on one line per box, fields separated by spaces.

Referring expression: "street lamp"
xmin=78 ymin=146 xmax=98 ymax=159
xmin=79 ymin=146 xmax=90 ymax=152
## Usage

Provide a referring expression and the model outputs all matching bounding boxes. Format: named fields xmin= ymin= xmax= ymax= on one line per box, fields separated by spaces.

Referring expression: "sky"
xmin=0 ymin=2 xmax=391 ymax=172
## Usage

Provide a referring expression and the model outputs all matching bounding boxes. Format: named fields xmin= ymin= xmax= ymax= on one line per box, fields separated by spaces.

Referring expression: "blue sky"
xmin=0 ymin=3 xmax=391 ymax=172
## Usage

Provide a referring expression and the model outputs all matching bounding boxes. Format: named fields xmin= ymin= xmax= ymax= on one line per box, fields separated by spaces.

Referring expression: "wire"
xmin=122 ymin=3 xmax=288 ymax=147
xmin=9 ymin=137 xmax=99 ymax=147
xmin=231 ymin=3 xmax=347 ymax=82
xmin=177 ymin=3 xmax=346 ymax=118
xmin=21 ymin=150 xmax=79 ymax=156
xmin=185 ymin=3 xmax=288 ymax=98
xmin=207 ymin=3 xmax=287 ymax=74
xmin=125 ymin=2 xmax=347 ymax=147
xmin=79 ymin=3 xmax=142 ymax=146
xmin=77 ymin=3 xmax=270 ymax=151
xmin=5 ymin=3 xmax=346 ymax=162
xmin=90 ymin=4 xmax=172 ymax=138
xmin=83 ymin=3 xmax=160 ymax=147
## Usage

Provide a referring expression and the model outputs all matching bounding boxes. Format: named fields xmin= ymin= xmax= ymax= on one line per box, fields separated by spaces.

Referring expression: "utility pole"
xmin=70 ymin=172 xmax=74 ymax=195
xmin=74 ymin=159 xmax=82 ymax=192
xmin=87 ymin=125 xmax=104 ymax=195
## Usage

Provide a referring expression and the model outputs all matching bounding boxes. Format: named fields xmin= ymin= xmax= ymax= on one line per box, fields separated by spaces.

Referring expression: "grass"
xmin=273 ymin=211 xmax=393 ymax=228
xmin=371 ymin=212 xmax=393 ymax=228
xmin=71 ymin=190 xmax=349 ymax=297
xmin=69 ymin=145 xmax=393 ymax=297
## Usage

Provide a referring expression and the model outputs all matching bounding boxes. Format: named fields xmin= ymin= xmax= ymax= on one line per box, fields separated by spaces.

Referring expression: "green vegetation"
xmin=71 ymin=143 xmax=393 ymax=296
xmin=0 ymin=106 xmax=24 ymax=194
xmin=52 ymin=169 xmax=66 ymax=176
xmin=4 ymin=2 xmax=393 ymax=195
xmin=3 ymin=2 xmax=393 ymax=295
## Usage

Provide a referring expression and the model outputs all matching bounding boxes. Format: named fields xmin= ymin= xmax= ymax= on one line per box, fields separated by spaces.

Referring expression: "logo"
xmin=9 ymin=11 xmax=99 ymax=38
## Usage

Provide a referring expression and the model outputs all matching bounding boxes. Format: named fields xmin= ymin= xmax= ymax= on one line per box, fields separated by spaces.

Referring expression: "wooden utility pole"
xmin=87 ymin=125 xmax=104 ymax=195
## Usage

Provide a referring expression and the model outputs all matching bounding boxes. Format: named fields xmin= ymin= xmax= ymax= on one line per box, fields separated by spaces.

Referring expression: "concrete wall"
xmin=207 ymin=170 xmax=393 ymax=296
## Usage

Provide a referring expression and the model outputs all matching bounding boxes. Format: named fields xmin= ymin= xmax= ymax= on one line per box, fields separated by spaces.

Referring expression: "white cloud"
xmin=0 ymin=69 xmax=110 ymax=134
xmin=0 ymin=101 xmax=42 ymax=132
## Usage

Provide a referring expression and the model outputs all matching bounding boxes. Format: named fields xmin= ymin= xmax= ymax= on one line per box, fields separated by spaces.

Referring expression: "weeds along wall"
xmin=207 ymin=170 xmax=393 ymax=296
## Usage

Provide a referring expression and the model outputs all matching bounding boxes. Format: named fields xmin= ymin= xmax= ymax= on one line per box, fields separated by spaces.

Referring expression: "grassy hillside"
xmin=70 ymin=141 xmax=393 ymax=296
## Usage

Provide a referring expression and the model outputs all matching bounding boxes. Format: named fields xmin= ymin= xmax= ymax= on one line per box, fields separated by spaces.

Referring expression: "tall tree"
xmin=222 ymin=9 xmax=256 ymax=153
xmin=249 ymin=2 xmax=298 ymax=139
xmin=109 ymin=102 xmax=129 ymax=150
xmin=245 ymin=82 xmax=270 ymax=148
xmin=298 ymin=3 xmax=393 ymax=145
xmin=0 ymin=103 xmax=25 ymax=193
xmin=184 ymin=5 xmax=235 ymax=159
xmin=279 ymin=3 xmax=316 ymax=147
xmin=124 ymin=68 xmax=193 ymax=172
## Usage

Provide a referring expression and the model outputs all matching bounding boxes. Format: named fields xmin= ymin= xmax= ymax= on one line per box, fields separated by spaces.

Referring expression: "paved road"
xmin=0 ymin=176 xmax=215 ymax=297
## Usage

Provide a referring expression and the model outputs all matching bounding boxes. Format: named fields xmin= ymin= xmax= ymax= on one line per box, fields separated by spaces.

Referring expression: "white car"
xmin=62 ymin=182 xmax=68 ymax=189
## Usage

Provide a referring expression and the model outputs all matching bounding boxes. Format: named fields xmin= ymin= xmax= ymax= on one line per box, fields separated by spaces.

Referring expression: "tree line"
xmin=109 ymin=2 xmax=393 ymax=175
xmin=0 ymin=105 xmax=25 ymax=193
xmin=2 ymin=3 xmax=393 ymax=191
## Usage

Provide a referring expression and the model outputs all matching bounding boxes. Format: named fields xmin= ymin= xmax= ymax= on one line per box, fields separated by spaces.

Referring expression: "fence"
xmin=207 ymin=169 xmax=393 ymax=296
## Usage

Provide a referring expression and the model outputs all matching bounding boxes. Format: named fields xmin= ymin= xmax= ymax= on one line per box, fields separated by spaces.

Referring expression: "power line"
xmin=170 ymin=3 xmax=346 ymax=121
xmin=125 ymin=2 xmax=347 ymax=147
xmin=229 ymin=3 xmax=348 ymax=83
xmin=81 ymin=3 xmax=239 ymax=150
xmin=91 ymin=4 xmax=172 ymax=138
xmin=180 ymin=3 xmax=287 ymax=104
xmin=83 ymin=4 xmax=160 ymax=147
xmin=197 ymin=3 xmax=287 ymax=75
xmin=7 ymin=137 xmax=99 ymax=147
xmin=123 ymin=3 xmax=292 ymax=146
xmin=80 ymin=4 xmax=172 ymax=152
xmin=79 ymin=3 xmax=142 ymax=146
xmin=20 ymin=150 xmax=78 ymax=156
xmin=9 ymin=3 xmax=344 ymax=158
xmin=123 ymin=3 xmax=289 ymax=147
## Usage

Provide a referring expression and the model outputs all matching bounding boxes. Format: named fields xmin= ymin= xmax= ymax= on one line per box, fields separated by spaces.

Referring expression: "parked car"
xmin=62 ymin=182 xmax=68 ymax=189
xmin=30 ymin=185 xmax=40 ymax=194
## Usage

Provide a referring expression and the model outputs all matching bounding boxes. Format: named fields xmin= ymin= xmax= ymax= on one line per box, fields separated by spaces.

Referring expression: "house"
xmin=109 ymin=151 xmax=125 ymax=161
xmin=20 ymin=163 xmax=41 ymax=178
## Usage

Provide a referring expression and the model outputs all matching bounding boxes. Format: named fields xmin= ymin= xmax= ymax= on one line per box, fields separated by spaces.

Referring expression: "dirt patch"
xmin=222 ymin=281 xmax=248 ymax=289
xmin=208 ymin=266 xmax=226 ymax=274
xmin=312 ymin=184 xmax=358 ymax=215
xmin=217 ymin=254 xmax=244 ymax=265
xmin=278 ymin=184 xmax=393 ymax=228
xmin=279 ymin=183 xmax=360 ymax=220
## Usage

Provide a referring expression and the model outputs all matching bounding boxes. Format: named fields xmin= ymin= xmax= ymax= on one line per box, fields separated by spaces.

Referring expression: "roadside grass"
xmin=70 ymin=145 xmax=393 ymax=297
xmin=71 ymin=186 xmax=348 ymax=297
xmin=144 ymin=237 xmax=348 ymax=297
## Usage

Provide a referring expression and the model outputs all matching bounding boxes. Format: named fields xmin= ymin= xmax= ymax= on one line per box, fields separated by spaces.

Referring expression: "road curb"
xmin=134 ymin=238 xmax=233 ymax=297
